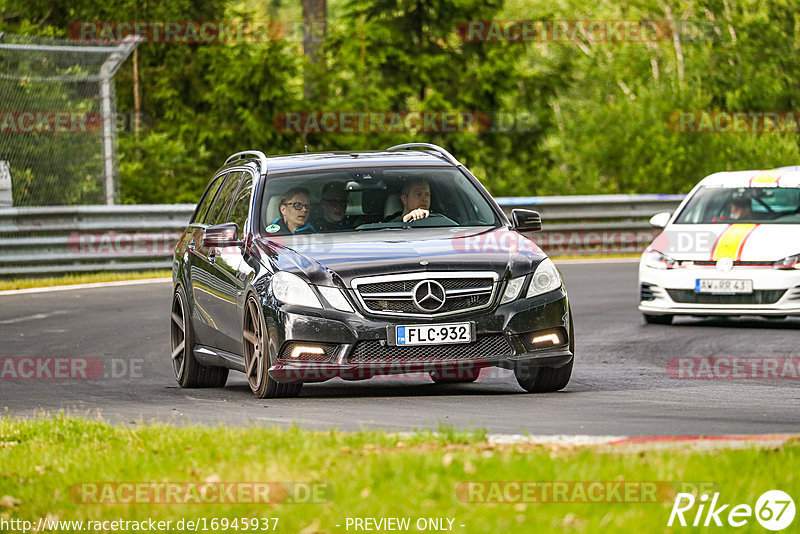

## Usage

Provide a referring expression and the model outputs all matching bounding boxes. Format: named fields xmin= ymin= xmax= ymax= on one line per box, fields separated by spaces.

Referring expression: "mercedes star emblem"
xmin=412 ymin=280 xmax=446 ymax=312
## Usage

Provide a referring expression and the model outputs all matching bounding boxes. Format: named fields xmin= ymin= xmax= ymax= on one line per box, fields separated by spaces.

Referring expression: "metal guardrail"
xmin=0 ymin=195 xmax=685 ymax=277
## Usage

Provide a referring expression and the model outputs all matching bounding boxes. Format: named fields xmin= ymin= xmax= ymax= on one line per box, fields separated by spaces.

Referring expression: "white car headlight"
xmin=526 ymin=258 xmax=562 ymax=298
xmin=271 ymin=272 xmax=322 ymax=309
xmin=317 ymin=285 xmax=354 ymax=312
xmin=643 ymin=251 xmax=678 ymax=270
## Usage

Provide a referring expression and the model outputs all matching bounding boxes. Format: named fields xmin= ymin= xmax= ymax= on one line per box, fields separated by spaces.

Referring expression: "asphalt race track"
xmin=1 ymin=261 xmax=798 ymax=436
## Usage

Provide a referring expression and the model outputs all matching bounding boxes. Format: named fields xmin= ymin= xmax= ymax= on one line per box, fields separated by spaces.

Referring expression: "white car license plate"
xmin=695 ymin=279 xmax=753 ymax=294
xmin=395 ymin=323 xmax=474 ymax=346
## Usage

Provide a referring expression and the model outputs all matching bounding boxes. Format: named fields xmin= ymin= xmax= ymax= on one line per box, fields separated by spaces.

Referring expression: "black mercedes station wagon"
xmin=170 ymin=143 xmax=574 ymax=398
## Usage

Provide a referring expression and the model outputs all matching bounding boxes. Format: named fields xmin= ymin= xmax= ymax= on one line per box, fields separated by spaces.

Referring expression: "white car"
xmin=639 ymin=169 xmax=800 ymax=324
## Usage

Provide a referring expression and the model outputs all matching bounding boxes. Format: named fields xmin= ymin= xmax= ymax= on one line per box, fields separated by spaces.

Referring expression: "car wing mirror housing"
xmin=203 ymin=223 xmax=241 ymax=248
xmin=649 ymin=212 xmax=671 ymax=228
xmin=512 ymin=209 xmax=542 ymax=232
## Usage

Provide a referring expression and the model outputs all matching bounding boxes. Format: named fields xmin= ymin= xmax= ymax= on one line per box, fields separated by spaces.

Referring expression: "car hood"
xmin=254 ymin=226 xmax=547 ymax=286
xmin=650 ymin=223 xmax=800 ymax=261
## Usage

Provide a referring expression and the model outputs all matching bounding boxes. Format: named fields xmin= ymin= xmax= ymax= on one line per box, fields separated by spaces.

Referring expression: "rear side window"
xmin=209 ymin=171 xmax=243 ymax=226
xmin=192 ymin=173 xmax=227 ymax=224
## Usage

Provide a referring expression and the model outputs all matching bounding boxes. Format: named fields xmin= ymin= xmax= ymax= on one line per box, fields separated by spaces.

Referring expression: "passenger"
xmin=313 ymin=182 xmax=355 ymax=232
xmin=387 ymin=179 xmax=431 ymax=222
xmin=270 ymin=187 xmax=315 ymax=235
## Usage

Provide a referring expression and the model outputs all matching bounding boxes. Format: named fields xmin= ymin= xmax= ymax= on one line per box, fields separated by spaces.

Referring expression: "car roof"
xmin=259 ymin=150 xmax=454 ymax=173
xmin=698 ymin=169 xmax=800 ymax=188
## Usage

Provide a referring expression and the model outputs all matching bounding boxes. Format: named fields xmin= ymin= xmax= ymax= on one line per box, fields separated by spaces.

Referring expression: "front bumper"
xmin=638 ymin=260 xmax=800 ymax=316
xmin=266 ymin=288 xmax=572 ymax=382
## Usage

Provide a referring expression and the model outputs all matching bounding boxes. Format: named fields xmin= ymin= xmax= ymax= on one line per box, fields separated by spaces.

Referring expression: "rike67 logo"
xmin=668 ymin=490 xmax=795 ymax=530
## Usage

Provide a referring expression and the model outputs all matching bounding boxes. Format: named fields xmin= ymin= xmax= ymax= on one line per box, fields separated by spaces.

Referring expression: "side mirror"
xmin=649 ymin=212 xmax=672 ymax=229
xmin=512 ymin=209 xmax=542 ymax=232
xmin=203 ymin=223 xmax=241 ymax=248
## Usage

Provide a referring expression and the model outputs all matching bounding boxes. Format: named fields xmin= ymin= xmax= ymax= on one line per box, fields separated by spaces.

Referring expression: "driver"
xmin=729 ymin=196 xmax=752 ymax=220
xmin=387 ymin=179 xmax=431 ymax=222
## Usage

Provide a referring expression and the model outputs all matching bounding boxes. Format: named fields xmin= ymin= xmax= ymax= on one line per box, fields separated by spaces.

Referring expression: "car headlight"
xmin=526 ymin=258 xmax=562 ymax=298
xmin=500 ymin=276 xmax=526 ymax=304
xmin=317 ymin=285 xmax=354 ymax=312
xmin=774 ymin=253 xmax=800 ymax=270
xmin=271 ymin=272 xmax=322 ymax=309
xmin=644 ymin=250 xmax=678 ymax=270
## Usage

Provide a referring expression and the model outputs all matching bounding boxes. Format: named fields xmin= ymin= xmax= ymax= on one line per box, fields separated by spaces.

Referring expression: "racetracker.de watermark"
xmin=667 ymin=357 xmax=800 ymax=380
xmin=0 ymin=111 xmax=149 ymax=134
xmin=668 ymin=111 xmax=800 ymax=134
xmin=451 ymin=229 xmax=658 ymax=255
xmin=0 ymin=357 xmax=143 ymax=380
xmin=69 ymin=21 xmax=287 ymax=44
xmin=67 ymin=232 xmax=182 ymax=255
xmin=273 ymin=111 xmax=493 ymax=134
xmin=457 ymin=481 xmax=716 ymax=503
xmin=457 ymin=20 xmax=719 ymax=43
xmin=70 ymin=481 xmax=332 ymax=504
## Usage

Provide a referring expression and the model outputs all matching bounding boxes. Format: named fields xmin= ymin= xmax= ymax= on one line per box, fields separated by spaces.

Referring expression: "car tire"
xmin=514 ymin=312 xmax=574 ymax=393
xmin=643 ymin=313 xmax=673 ymax=325
xmin=243 ymin=294 xmax=302 ymax=399
xmin=170 ymin=286 xmax=229 ymax=388
xmin=429 ymin=368 xmax=480 ymax=384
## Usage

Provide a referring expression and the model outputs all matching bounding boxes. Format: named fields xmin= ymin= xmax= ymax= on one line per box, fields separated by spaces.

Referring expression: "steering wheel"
xmin=406 ymin=213 xmax=457 ymax=226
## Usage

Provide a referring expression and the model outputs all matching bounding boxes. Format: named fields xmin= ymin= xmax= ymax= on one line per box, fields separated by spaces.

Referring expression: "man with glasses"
xmin=313 ymin=181 xmax=355 ymax=232
xmin=270 ymin=187 xmax=315 ymax=235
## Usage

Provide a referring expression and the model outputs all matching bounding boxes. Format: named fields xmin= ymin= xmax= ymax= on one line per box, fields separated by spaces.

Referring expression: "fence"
xmin=0 ymin=33 xmax=138 ymax=206
xmin=0 ymin=194 xmax=685 ymax=277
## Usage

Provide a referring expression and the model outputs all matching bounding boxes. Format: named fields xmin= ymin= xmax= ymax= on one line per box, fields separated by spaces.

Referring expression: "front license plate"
xmin=695 ymin=279 xmax=753 ymax=294
xmin=394 ymin=322 xmax=474 ymax=346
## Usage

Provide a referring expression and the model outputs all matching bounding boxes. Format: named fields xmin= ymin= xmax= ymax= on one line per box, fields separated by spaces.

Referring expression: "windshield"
xmin=674 ymin=186 xmax=800 ymax=224
xmin=259 ymin=166 xmax=500 ymax=235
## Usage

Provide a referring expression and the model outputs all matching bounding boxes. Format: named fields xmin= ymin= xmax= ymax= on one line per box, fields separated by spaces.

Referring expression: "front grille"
xmin=358 ymin=277 xmax=490 ymax=294
xmin=278 ymin=342 xmax=340 ymax=362
xmin=666 ymin=289 xmax=786 ymax=305
xmin=353 ymin=273 xmax=497 ymax=317
xmin=348 ymin=334 xmax=513 ymax=363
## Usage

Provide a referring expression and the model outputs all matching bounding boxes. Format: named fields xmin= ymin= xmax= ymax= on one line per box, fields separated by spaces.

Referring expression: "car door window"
xmin=229 ymin=173 xmax=254 ymax=233
xmin=208 ymin=171 xmax=243 ymax=226
xmin=192 ymin=173 xmax=226 ymax=224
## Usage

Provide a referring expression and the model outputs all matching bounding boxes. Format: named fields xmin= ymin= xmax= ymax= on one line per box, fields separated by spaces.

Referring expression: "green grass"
xmin=0 ymin=417 xmax=796 ymax=533
xmin=0 ymin=271 xmax=171 ymax=291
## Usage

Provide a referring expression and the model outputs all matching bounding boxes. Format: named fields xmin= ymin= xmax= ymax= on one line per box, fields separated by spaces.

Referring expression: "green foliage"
xmin=1 ymin=416 xmax=798 ymax=533
xmin=2 ymin=0 xmax=800 ymax=203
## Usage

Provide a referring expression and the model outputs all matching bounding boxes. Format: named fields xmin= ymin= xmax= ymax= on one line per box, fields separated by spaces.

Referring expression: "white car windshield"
xmin=675 ymin=186 xmax=800 ymax=224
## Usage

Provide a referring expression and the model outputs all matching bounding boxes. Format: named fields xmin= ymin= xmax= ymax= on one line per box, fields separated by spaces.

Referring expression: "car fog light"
xmin=290 ymin=345 xmax=326 ymax=359
xmin=531 ymin=333 xmax=561 ymax=346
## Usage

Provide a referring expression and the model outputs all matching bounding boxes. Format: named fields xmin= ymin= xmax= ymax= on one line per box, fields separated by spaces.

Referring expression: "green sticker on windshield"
xmin=265 ymin=224 xmax=281 ymax=233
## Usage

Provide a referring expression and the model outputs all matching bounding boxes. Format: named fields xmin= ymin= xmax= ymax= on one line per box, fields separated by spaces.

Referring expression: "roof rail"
xmin=385 ymin=143 xmax=461 ymax=166
xmin=225 ymin=150 xmax=268 ymax=174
